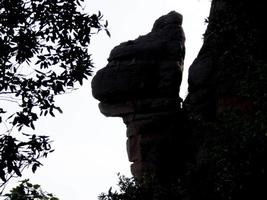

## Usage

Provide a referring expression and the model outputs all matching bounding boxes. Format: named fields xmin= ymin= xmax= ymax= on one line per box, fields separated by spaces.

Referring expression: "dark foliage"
xmin=4 ymin=179 xmax=59 ymax=200
xmin=0 ymin=0 xmax=108 ymax=192
xmin=184 ymin=2 xmax=267 ymax=199
xmin=98 ymin=175 xmax=185 ymax=200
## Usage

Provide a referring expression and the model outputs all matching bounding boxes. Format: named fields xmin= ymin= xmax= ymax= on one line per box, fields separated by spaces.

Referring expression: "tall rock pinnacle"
xmin=92 ymin=11 xmax=186 ymax=181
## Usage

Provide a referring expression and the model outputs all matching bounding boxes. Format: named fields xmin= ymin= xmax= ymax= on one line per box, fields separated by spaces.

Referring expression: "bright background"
xmin=3 ymin=1 xmax=211 ymax=199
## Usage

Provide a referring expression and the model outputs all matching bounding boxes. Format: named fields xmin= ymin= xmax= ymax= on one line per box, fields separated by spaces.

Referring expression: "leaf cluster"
xmin=0 ymin=134 xmax=53 ymax=186
xmin=4 ymin=179 xmax=59 ymax=200
xmin=98 ymin=174 xmax=184 ymax=200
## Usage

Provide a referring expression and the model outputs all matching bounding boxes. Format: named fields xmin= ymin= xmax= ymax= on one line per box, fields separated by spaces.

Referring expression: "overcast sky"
xmin=4 ymin=1 xmax=211 ymax=200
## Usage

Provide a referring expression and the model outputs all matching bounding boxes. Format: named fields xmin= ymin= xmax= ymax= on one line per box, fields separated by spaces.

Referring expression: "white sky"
xmin=2 ymin=1 xmax=211 ymax=200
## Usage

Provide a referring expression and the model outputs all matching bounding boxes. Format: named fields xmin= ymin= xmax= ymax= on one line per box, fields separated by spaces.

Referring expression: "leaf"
xmin=32 ymin=113 xmax=38 ymax=121
xmin=30 ymin=122 xmax=35 ymax=130
xmin=105 ymin=29 xmax=111 ymax=37
xmin=33 ymin=184 xmax=40 ymax=189
xmin=22 ymin=132 xmax=31 ymax=136
xmin=26 ymin=182 xmax=33 ymax=187
xmin=0 ymin=108 xmax=6 ymax=114
xmin=12 ymin=117 xmax=18 ymax=126
xmin=49 ymin=110 xmax=55 ymax=117
xmin=108 ymin=187 xmax=113 ymax=196
xmin=54 ymin=106 xmax=63 ymax=114
xmin=51 ymin=198 xmax=59 ymax=200
xmin=34 ymin=69 xmax=46 ymax=75
xmin=105 ymin=20 xmax=108 ymax=27
xmin=44 ymin=110 xmax=48 ymax=116
xmin=18 ymin=125 xmax=23 ymax=131
xmin=76 ymin=0 xmax=81 ymax=6
xmin=7 ymin=113 xmax=15 ymax=120
xmin=0 ymin=169 xmax=6 ymax=182
xmin=15 ymin=91 xmax=20 ymax=97
xmin=13 ymin=165 xmax=22 ymax=177
xmin=32 ymin=163 xmax=39 ymax=173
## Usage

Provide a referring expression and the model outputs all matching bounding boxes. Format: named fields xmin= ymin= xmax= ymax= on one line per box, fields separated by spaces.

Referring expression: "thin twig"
xmin=0 ymin=98 xmax=20 ymax=104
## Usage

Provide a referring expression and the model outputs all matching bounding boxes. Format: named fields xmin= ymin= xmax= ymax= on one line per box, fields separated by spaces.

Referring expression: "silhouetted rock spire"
xmin=92 ymin=11 xmax=186 ymax=181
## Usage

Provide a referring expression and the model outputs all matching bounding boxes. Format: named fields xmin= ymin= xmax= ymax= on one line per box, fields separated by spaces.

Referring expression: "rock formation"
xmin=92 ymin=1 xmax=267 ymax=199
xmin=183 ymin=1 xmax=267 ymax=199
xmin=92 ymin=11 xmax=186 ymax=182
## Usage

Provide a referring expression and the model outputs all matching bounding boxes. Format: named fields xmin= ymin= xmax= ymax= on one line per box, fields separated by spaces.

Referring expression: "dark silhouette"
xmin=4 ymin=179 xmax=59 ymax=200
xmin=94 ymin=1 xmax=267 ymax=199
xmin=0 ymin=0 xmax=108 ymax=193
xmin=92 ymin=11 xmax=186 ymax=183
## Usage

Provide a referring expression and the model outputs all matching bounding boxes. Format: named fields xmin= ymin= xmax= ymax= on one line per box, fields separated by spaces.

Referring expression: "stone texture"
xmin=92 ymin=11 xmax=185 ymax=104
xmin=108 ymin=11 xmax=184 ymax=62
xmin=124 ymin=111 xmax=184 ymax=180
xmin=91 ymin=11 xmax=186 ymax=181
xmin=126 ymin=135 xmax=141 ymax=162
xmin=98 ymin=98 xmax=179 ymax=117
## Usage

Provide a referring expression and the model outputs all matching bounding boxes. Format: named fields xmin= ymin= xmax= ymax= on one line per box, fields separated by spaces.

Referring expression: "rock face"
xmin=183 ymin=1 xmax=267 ymax=199
xmin=92 ymin=11 xmax=186 ymax=181
xmin=92 ymin=2 xmax=267 ymax=199
xmin=184 ymin=0 xmax=267 ymax=118
xmin=92 ymin=11 xmax=185 ymax=104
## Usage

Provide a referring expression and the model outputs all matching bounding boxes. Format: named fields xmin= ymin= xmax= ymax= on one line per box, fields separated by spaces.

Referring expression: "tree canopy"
xmin=0 ymin=0 xmax=109 ymax=193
